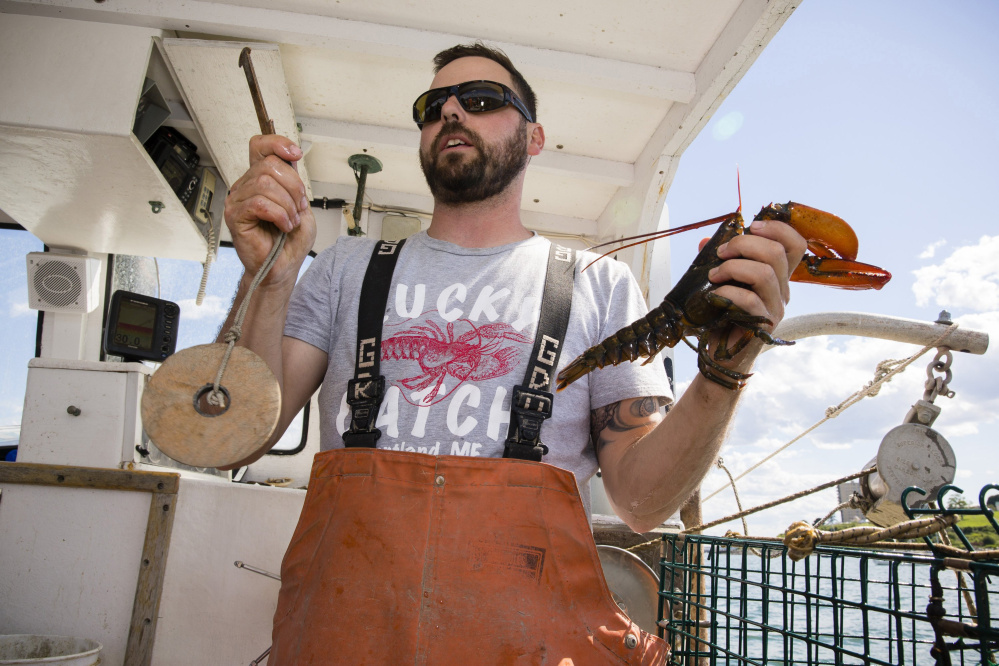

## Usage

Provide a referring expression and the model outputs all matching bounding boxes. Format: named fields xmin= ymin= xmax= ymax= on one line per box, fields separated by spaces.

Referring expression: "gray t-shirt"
xmin=284 ymin=231 xmax=672 ymax=511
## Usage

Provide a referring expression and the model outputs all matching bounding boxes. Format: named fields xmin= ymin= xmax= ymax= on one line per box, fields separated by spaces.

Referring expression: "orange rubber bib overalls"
xmin=269 ymin=241 xmax=669 ymax=664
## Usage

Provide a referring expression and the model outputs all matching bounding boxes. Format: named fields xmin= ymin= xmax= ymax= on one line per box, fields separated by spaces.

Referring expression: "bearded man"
xmin=221 ymin=42 xmax=805 ymax=664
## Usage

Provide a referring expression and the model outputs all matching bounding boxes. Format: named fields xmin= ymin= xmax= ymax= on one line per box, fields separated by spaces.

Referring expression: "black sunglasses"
xmin=412 ymin=80 xmax=534 ymax=129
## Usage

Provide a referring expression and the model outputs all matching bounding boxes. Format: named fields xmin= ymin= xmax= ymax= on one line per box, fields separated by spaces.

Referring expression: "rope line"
xmin=207 ymin=232 xmax=287 ymax=407
xmin=930 ymin=542 xmax=999 ymax=561
xmin=684 ymin=467 xmax=876 ymax=534
xmin=622 ymin=470 xmax=878 ymax=555
xmin=716 ymin=458 xmax=749 ymax=537
xmin=816 ymin=500 xmax=853 ymax=528
xmin=783 ymin=514 xmax=959 ymax=561
xmin=714 ymin=458 xmax=783 ymax=557
xmin=704 ymin=323 xmax=959 ymax=503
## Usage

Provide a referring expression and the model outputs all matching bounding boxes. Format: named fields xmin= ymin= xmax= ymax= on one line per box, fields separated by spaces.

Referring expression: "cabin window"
xmin=0 ymin=226 xmax=44 ymax=461
xmin=119 ymin=245 xmax=314 ymax=456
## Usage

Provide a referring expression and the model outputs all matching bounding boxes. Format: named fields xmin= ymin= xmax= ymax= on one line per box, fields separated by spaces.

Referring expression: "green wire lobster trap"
xmin=658 ymin=486 xmax=999 ymax=665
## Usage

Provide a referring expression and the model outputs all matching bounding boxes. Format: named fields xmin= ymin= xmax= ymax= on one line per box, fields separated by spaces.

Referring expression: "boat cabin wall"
xmin=0 ymin=14 xmax=321 ymax=471
xmin=0 ymin=14 xmax=598 ymax=485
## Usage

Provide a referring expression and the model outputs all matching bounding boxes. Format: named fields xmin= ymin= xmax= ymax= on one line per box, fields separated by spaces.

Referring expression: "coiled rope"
xmin=783 ymin=514 xmax=960 ymax=561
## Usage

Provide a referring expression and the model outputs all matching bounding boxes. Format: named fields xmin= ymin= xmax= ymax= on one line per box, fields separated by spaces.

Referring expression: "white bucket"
xmin=0 ymin=636 xmax=102 ymax=665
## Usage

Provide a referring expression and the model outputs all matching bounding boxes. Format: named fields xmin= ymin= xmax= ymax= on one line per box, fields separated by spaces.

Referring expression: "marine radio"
xmin=104 ymin=290 xmax=180 ymax=363
xmin=144 ymin=126 xmax=200 ymax=207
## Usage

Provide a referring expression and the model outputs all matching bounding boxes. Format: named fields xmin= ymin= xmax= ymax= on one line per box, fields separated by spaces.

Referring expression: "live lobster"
xmin=555 ymin=202 xmax=891 ymax=391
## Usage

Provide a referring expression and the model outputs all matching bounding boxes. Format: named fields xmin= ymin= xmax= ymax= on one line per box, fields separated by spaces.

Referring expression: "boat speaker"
xmin=25 ymin=252 xmax=101 ymax=313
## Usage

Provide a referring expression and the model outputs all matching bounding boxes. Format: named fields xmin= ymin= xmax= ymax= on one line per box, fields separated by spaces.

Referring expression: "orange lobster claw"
xmin=791 ymin=257 xmax=892 ymax=290
xmin=754 ymin=202 xmax=891 ymax=290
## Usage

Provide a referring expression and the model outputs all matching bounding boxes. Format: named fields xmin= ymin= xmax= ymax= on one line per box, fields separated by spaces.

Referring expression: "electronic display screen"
xmin=112 ymin=299 xmax=156 ymax=351
xmin=104 ymin=290 xmax=179 ymax=363
xmin=160 ymin=159 xmax=185 ymax=191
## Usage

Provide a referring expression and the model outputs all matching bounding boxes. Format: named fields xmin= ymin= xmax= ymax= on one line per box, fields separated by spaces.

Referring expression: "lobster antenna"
xmin=581 ymin=213 xmax=734 ymax=272
xmin=736 ymin=165 xmax=742 ymax=214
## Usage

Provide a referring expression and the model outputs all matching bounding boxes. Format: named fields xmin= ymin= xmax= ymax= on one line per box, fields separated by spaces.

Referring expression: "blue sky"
xmin=664 ymin=1 xmax=999 ymax=534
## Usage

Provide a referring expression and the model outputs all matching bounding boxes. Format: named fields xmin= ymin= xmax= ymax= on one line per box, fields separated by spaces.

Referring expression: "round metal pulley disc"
xmin=141 ymin=343 xmax=281 ymax=468
xmin=876 ymin=423 xmax=956 ymax=504
xmin=596 ymin=545 xmax=660 ymax=635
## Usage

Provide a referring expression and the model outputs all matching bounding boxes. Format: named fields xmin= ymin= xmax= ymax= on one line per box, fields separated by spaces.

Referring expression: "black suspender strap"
xmin=504 ymin=242 xmax=575 ymax=462
xmin=343 ymin=239 xmax=405 ymax=448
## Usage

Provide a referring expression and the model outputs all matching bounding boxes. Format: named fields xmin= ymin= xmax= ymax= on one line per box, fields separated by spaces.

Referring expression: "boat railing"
xmin=769 ymin=311 xmax=989 ymax=355
xmin=659 ymin=489 xmax=999 ymax=665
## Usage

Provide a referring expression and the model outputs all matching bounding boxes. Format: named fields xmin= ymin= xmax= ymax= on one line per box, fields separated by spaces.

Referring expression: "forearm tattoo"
xmin=590 ymin=397 xmax=661 ymax=454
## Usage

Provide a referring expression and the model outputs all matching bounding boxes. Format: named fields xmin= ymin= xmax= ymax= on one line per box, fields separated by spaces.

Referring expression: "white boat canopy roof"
xmin=0 ymin=0 xmax=798 ymax=271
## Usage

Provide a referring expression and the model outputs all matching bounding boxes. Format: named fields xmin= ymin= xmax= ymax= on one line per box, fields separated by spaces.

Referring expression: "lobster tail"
xmin=554 ymin=348 xmax=602 ymax=391
xmin=555 ymin=303 xmax=681 ymax=392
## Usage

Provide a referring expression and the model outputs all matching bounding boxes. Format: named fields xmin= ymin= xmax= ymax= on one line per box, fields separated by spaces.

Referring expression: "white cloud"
xmin=671 ymin=376 xmax=692 ymax=401
xmin=955 ymin=310 xmax=999 ymax=337
xmin=912 ymin=235 xmax=999 ymax=310
xmin=919 ymin=239 xmax=947 ymax=259
xmin=0 ymin=399 xmax=24 ymax=428
xmin=813 ymin=441 xmax=852 ymax=450
xmin=7 ymin=301 xmax=32 ymax=318
xmin=174 ymin=295 xmax=230 ymax=321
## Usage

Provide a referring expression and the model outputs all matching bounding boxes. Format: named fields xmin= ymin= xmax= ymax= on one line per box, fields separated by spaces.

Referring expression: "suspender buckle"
xmin=504 ymin=385 xmax=553 ymax=461
xmin=343 ymin=376 xmax=385 ymax=448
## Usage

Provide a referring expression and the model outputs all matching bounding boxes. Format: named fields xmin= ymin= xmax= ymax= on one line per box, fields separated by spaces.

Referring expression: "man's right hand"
xmin=224 ymin=134 xmax=317 ymax=288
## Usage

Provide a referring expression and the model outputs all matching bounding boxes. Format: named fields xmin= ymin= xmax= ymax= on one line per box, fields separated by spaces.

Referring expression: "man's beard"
xmin=420 ymin=119 xmax=529 ymax=204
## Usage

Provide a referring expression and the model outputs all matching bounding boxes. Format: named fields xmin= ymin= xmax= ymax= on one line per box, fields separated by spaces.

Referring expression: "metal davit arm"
xmin=769 ymin=311 xmax=989 ymax=355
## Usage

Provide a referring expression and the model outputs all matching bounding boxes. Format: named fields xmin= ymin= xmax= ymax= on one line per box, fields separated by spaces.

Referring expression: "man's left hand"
xmin=704 ymin=217 xmax=808 ymax=374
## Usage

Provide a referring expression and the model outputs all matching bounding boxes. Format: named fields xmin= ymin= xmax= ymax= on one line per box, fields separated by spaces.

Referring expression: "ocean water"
xmin=661 ymin=542 xmax=999 ymax=666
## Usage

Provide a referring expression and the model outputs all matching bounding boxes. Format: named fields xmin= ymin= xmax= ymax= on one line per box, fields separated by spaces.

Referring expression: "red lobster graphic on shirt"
xmin=382 ymin=318 xmax=531 ymax=405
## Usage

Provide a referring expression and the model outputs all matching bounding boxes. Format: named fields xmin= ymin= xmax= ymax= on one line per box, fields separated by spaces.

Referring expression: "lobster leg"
xmin=713 ymin=325 xmax=756 ymax=362
xmin=696 ymin=334 xmax=751 ymax=390
xmin=696 ymin=291 xmax=794 ymax=361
